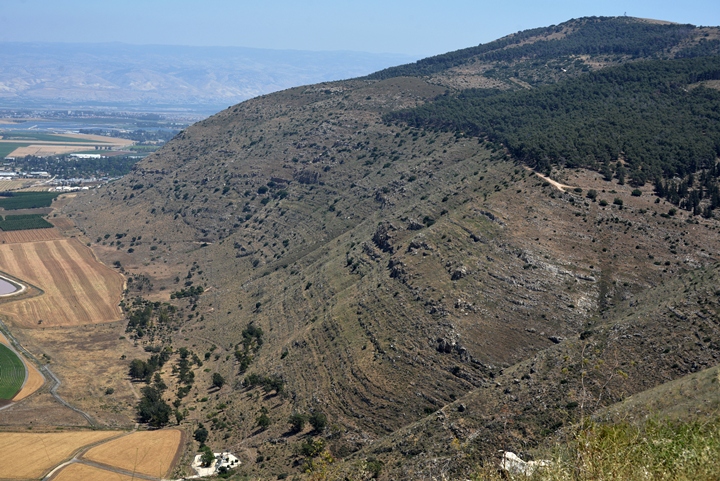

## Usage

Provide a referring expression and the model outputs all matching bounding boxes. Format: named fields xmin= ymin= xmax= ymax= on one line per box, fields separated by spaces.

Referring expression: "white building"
xmin=190 ymin=451 xmax=240 ymax=477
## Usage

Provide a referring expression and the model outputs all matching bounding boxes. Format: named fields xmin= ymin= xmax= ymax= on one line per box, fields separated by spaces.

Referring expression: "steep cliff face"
xmin=63 ymin=17 xmax=720 ymax=478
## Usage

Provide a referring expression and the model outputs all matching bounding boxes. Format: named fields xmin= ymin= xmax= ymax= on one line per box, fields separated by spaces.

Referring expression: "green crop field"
xmin=0 ymin=131 xmax=99 ymax=143
xmin=0 ymin=214 xmax=54 ymax=231
xmin=0 ymin=344 xmax=25 ymax=399
xmin=0 ymin=192 xmax=60 ymax=210
xmin=0 ymin=143 xmax=30 ymax=158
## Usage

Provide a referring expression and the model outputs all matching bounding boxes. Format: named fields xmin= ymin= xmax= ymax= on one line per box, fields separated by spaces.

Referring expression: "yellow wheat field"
xmin=0 ymin=431 xmax=121 ymax=479
xmin=82 ymin=429 xmax=183 ymax=478
xmin=0 ymin=238 xmax=124 ymax=328
xmin=51 ymin=463 xmax=138 ymax=481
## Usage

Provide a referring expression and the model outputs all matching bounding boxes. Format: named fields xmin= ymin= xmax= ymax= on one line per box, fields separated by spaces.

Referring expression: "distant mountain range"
xmin=0 ymin=42 xmax=416 ymax=112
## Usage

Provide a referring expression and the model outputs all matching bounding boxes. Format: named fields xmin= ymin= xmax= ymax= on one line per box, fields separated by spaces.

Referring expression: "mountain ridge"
xmin=0 ymin=42 xmax=416 ymax=111
xmin=57 ymin=16 xmax=720 ymax=479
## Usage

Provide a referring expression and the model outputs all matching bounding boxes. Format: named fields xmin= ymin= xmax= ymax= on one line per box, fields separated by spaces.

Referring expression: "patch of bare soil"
xmin=8 ymin=321 xmax=146 ymax=428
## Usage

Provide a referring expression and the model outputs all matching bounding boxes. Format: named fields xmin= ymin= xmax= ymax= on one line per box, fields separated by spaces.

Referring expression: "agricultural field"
xmin=0 ymin=142 xmax=30 ymax=158
xmin=0 ymin=331 xmax=44 ymax=402
xmin=82 ymin=429 xmax=183 ymax=478
xmin=0 ymin=180 xmax=38 ymax=192
xmin=0 ymin=214 xmax=53 ymax=231
xmin=1 ymin=131 xmax=97 ymax=143
xmin=0 ymin=227 xmax=63 ymax=243
xmin=0 ymin=192 xmax=60 ymax=210
xmin=0 ymin=130 xmax=134 ymax=157
xmin=0 ymin=343 xmax=24 ymax=399
xmin=0 ymin=238 xmax=124 ymax=327
xmin=0 ymin=431 xmax=121 ymax=479
xmin=51 ymin=463 xmax=138 ymax=481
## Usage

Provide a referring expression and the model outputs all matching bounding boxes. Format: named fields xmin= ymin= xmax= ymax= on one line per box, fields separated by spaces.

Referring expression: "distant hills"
xmin=0 ymin=42 xmax=416 ymax=112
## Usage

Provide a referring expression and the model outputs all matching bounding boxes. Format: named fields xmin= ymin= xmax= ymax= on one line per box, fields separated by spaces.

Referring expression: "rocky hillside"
xmin=63 ymin=16 xmax=720 ymax=479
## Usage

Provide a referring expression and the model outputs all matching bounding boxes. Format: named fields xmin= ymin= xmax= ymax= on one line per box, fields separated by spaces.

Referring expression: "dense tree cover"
xmin=368 ymin=17 xmax=705 ymax=81
xmin=244 ymin=373 xmax=285 ymax=395
xmin=15 ymin=154 xmax=142 ymax=178
xmin=125 ymin=299 xmax=175 ymax=338
xmin=234 ymin=323 xmax=265 ymax=373
xmin=128 ymin=349 xmax=171 ymax=382
xmin=170 ymin=285 xmax=204 ymax=299
xmin=137 ymin=385 xmax=172 ymax=427
xmin=388 ymin=57 xmax=720 ymax=186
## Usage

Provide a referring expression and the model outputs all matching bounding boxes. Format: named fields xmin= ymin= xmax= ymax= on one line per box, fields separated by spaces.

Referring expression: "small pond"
xmin=0 ymin=278 xmax=18 ymax=295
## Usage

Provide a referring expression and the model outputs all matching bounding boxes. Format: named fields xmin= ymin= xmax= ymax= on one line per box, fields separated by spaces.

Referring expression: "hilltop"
xmin=59 ymin=16 xmax=720 ymax=479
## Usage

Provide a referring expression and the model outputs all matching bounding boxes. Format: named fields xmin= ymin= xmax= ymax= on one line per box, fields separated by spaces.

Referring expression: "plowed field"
xmin=82 ymin=429 xmax=183 ymax=478
xmin=0 ymin=227 xmax=63 ymax=244
xmin=0 ymin=239 xmax=124 ymax=327
xmin=0 ymin=431 xmax=121 ymax=479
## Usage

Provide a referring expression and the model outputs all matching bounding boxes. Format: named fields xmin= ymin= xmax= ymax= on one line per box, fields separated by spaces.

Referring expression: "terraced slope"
xmin=60 ymin=16 xmax=720 ymax=479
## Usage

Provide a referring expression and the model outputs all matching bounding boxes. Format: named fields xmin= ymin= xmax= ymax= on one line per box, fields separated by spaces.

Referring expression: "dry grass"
xmin=0 ymin=431 xmax=120 ymax=479
xmin=51 ymin=463 xmax=138 ymax=481
xmin=0 ymin=180 xmax=37 ymax=192
xmin=11 ymin=357 xmax=44 ymax=401
xmin=0 ymin=238 xmax=124 ymax=327
xmin=0 ymin=228 xmax=63 ymax=244
xmin=82 ymin=429 xmax=183 ymax=478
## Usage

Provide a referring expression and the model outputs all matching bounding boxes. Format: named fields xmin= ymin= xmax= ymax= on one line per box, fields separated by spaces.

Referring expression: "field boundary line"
xmin=0 ymin=318 xmax=96 ymax=425
xmin=0 ymin=320 xmax=45 ymax=407
xmin=0 ymin=268 xmax=46 ymax=307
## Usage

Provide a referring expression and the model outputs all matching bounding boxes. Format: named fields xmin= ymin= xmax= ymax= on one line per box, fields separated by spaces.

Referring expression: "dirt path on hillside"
xmin=524 ymin=167 xmax=575 ymax=192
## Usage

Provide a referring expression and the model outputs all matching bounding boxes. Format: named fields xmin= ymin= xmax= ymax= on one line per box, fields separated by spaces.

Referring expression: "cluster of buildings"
xmin=0 ymin=170 xmax=50 ymax=179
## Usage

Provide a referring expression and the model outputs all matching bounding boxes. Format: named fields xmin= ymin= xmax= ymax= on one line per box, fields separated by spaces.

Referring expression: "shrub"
xmin=599 ymin=199 xmax=608 ymax=206
xmin=631 ymin=189 xmax=642 ymax=196
xmin=613 ymin=197 xmax=624 ymax=206
xmin=586 ymin=189 xmax=597 ymax=200
xmin=289 ymin=413 xmax=308 ymax=433
xmin=212 ymin=372 xmax=225 ymax=389
xmin=256 ymin=413 xmax=271 ymax=430
xmin=194 ymin=424 xmax=209 ymax=445
xmin=309 ymin=411 xmax=328 ymax=432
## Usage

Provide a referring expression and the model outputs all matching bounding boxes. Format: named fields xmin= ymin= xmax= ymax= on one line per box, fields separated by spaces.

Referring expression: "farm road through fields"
xmin=0 ymin=431 xmax=121 ymax=479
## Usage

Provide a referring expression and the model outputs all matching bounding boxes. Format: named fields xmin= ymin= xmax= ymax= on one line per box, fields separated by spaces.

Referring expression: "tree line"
xmin=387 ymin=56 xmax=720 ymax=213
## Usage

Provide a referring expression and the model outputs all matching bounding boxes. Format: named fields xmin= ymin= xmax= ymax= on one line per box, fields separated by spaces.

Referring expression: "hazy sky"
xmin=1 ymin=0 xmax=719 ymax=57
